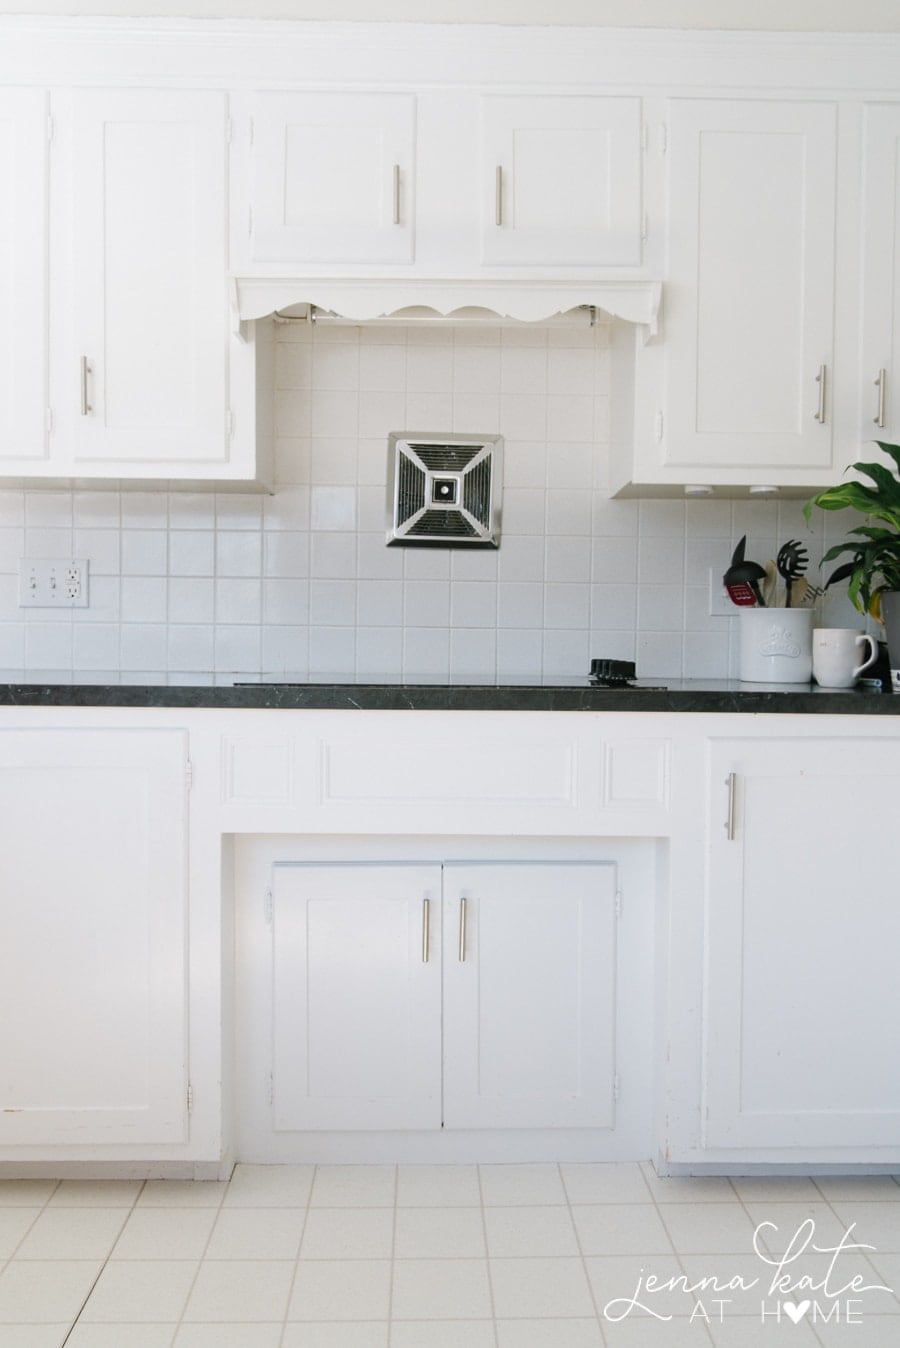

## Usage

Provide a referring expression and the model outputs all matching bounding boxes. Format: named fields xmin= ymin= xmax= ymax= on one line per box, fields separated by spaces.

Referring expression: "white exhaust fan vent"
xmin=386 ymin=432 xmax=502 ymax=548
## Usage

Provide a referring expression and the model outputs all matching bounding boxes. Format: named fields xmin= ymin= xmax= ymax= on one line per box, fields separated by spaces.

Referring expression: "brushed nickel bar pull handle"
xmin=458 ymin=896 xmax=468 ymax=962
xmin=421 ymin=897 xmax=430 ymax=963
xmin=725 ymin=773 xmax=737 ymax=841
xmin=495 ymin=165 xmax=503 ymax=227
xmin=814 ymin=364 xmax=827 ymax=423
xmin=875 ymin=368 xmax=887 ymax=428
xmin=80 ymin=356 xmax=92 ymax=415
xmin=392 ymin=164 xmax=401 ymax=226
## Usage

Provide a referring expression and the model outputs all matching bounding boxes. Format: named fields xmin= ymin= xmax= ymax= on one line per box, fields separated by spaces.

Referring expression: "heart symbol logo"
xmin=783 ymin=1300 xmax=811 ymax=1323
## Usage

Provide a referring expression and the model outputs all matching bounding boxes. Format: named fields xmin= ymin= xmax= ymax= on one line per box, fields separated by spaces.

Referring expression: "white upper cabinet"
xmin=859 ymin=104 xmax=900 ymax=447
xmin=235 ymin=92 xmax=415 ymax=269
xmin=480 ymin=95 xmax=643 ymax=268
xmin=613 ymin=98 xmax=839 ymax=496
xmin=0 ymin=89 xmax=48 ymax=464
xmin=232 ymin=90 xmax=644 ymax=277
xmin=56 ymin=90 xmax=233 ymax=469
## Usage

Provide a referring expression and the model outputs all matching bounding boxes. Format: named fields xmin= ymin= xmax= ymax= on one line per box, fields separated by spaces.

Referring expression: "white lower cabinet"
xmin=0 ymin=728 xmax=189 ymax=1147
xmin=270 ymin=860 xmax=618 ymax=1135
xmin=703 ymin=735 xmax=900 ymax=1153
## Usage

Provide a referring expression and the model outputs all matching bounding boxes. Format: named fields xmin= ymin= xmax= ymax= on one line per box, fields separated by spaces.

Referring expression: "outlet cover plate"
xmin=19 ymin=559 xmax=89 ymax=608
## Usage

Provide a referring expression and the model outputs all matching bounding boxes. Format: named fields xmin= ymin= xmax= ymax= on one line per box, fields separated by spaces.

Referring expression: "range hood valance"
xmin=231 ymin=278 xmax=662 ymax=338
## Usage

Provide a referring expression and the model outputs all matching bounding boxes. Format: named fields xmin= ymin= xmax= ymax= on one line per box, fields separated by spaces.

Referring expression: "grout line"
xmin=276 ymin=1163 xmax=314 ymax=1348
xmin=560 ymin=1161 xmax=609 ymax=1348
xmin=475 ymin=1164 xmax=501 ymax=1348
xmin=60 ymin=1177 xmax=148 ymax=1346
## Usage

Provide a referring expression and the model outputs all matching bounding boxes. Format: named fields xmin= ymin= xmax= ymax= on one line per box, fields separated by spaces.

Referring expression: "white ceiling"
xmin=2 ymin=0 xmax=900 ymax=30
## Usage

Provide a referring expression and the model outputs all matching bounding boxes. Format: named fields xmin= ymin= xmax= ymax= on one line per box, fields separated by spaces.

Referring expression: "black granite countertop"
xmin=0 ymin=675 xmax=897 ymax=713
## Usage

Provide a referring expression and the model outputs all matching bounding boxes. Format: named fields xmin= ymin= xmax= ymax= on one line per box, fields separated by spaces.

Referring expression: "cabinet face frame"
xmin=0 ymin=88 xmax=48 ymax=465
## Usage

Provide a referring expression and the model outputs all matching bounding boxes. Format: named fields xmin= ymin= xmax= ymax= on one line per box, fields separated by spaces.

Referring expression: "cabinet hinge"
xmin=264 ymin=889 xmax=273 ymax=925
xmin=185 ymin=758 xmax=193 ymax=790
xmin=46 ymin=114 xmax=54 ymax=143
xmin=655 ymin=411 xmax=664 ymax=443
xmin=613 ymin=1073 xmax=621 ymax=1102
xmin=615 ymin=890 xmax=623 ymax=919
xmin=659 ymin=123 xmax=668 ymax=155
xmin=186 ymin=1082 xmax=193 ymax=1113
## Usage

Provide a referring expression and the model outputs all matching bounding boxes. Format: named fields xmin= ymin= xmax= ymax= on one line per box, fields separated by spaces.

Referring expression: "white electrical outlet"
xmin=19 ymin=559 xmax=89 ymax=608
xmin=708 ymin=567 xmax=735 ymax=618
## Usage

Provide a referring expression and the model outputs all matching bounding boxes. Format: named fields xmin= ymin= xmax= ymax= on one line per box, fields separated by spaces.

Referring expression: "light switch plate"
xmin=708 ymin=567 xmax=735 ymax=618
xmin=19 ymin=559 xmax=89 ymax=608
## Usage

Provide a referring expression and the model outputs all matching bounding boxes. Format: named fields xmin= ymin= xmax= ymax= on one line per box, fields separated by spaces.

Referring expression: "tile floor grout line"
xmin=560 ymin=1160 xmax=610 ymax=1348
xmin=274 ymin=1162 xmax=314 ymax=1348
xmin=60 ymin=1177 xmax=149 ymax=1347
xmin=386 ymin=1162 xmax=398 ymax=1348
xmin=475 ymin=1163 xmax=501 ymax=1348
xmin=646 ymin=1176 xmax=718 ymax=1348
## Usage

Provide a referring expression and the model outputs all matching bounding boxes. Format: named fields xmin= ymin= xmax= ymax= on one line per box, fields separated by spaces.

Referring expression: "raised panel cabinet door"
xmin=481 ymin=96 xmax=643 ymax=267
xmin=704 ymin=737 xmax=900 ymax=1151
xmin=244 ymin=92 xmax=415 ymax=265
xmin=442 ymin=861 xmax=618 ymax=1130
xmin=0 ymin=89 xmax=47 ymax=463
xmin=0 ymin=729 xmax=189 ymax=1146
xmin=664 ymin=100 xmax=837 ymax=472
xmin=64 ymin=89 xmax=229 ymax=465
xmin=271 ymin=862 xmax=442 ymax=1131
xmin=860 ymin=104 xmax=900 ymax=444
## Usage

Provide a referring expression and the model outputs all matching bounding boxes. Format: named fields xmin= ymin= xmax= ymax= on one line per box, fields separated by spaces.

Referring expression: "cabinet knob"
xmin=421 ymin=896 xmax=430 ymax=963
xmin=495 ymin=166 xmax=503 ymax=227
xmin=875 ymin=368 xmax=887 ymax=428
xmin=458 ymin=896 xmax=468 ymax=962
xmin=814 ymin=364 xmax=827 ymax=424
xmin=392 ymin=163 xmax=401 ymax=227
xmin=80 ymin=356 xmax=92 ymax=416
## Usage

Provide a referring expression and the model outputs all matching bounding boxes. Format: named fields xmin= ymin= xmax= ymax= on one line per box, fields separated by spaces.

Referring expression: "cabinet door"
xmin=481 ymin=96 xmax=643 ymax=267
xmin=0 ymin=729 xmax=188 ymax=1146
xmin=860 ymin=104 xmax=900 ymax=444
xmin=0 ymin=89 xmax=47 ymax=463
xmin=704 ymin=737 xmax=900 ymax=1150
xmin=62 ymin=89 xmax=229 ymax=466
xmin=271 ymin=862 xmax=441 ymax=1131
xmin=663 ymin=100 xmax=836 ymax=474
xmin=443 ymin=861 xmax=618 ymax=1129
xmin=242 ymin=92 xmax=414 ymax=266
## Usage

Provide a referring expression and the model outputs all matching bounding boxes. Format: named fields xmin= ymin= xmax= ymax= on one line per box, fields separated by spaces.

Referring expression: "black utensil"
xmin=775 ymin=539 xmax=809 ymax=608
xmin=724 ymin=536 xmax=767 ymax=607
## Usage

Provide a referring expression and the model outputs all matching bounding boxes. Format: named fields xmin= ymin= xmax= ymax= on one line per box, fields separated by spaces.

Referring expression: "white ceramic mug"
xmin=812 ymin=627 xmax=878 ymax=688
xmin=739 ymin=608 xmax=813 ymax=683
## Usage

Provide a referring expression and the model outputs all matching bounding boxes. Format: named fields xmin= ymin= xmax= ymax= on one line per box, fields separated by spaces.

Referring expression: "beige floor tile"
xmin=16 ymin=1207 xmax=127 ymax=1260
xmin=729 ymin=1177 xmax=821 ymax=1203
xmin=111 ymin=1207 xmax=218 ymax=1261
xmin=0 ymin=1328 xmax=71 ymax=1348
xmin=391 ymin=1258 xmax=492 ymax=1320
xmin=393 ymin=1207 xmax=486 ymax=1259
xmin=863 ymin=1249 xmax=900 ymax=1304
xmin=0 ymin=1207 xmax=42 ymax=1258
xmin=602 ymin=1313 xmax=718 ymax=1345
xmin=205 ymin=1206 xmax=306 ymax=1260
xmin=390 ymin=1322 xmax=495 ymax=1347
xmin=489 ymin=1256 xmax=595 ymax=1319
xmin=300 ymin=1208 xmax=393 ymax=1260
xmin=65 ymin=1327 xmax=177 ymax=1348
xmin=828 ymin=1201 xmax=900 ymax=1252
xmin=288 ymin=1259 xmax=392 ymax=1321
xmin=173 ymin=1323 xmax=284 ymax=1346
xmin=660 ymin=1201 xmax=757 ymax=1255
xmin=676 ymin=1252 xmax=774 ymax=1317
xmin=639 ymin=1164 xmax=736 ymax=1204
xmin=0 ymin=1260 xmax=103 ymax=1322
xmin=0 ymin=1181 xmax=58 ymax=1208
xmin=740 ymin=1202 xmax=849 ymax=1257
xmin=181 ymin=1258 xmax=294 ymax=1322
xmin=496 ymin=1321 xmax=604 ymax=1348
xmin=479 ymin=1164 xmax=565 ymax=1207
xmin=310 ymin=1167 xmax=396 ymax=1209
xmin=79 ymin=1259 xmax=198 ymax=1322
xmin=561 ymin=1163 xmax=652 ymax=1205
xmin=484 ymin=1205 xmax=578 ymax=1257
xmin=814 ymin=1312 xmax=900 ymax=1346
xmin=589 ymin=1253 xmax=704 ymax=1320
xmin=813 ymin=1175 xmax=900 ymax=1202
xmin=707 ymin=1313 xmax=820 ymax=1345
xmin=573 ymin=1203 xmax=673 ymax=1257
xmin=47 ymin=1180 xmax=142 ymax=1208
xmin=282 ymin=1322 xmax=388 ymax=1347
xmin=396 ymin=1166 xmax=480 ymax=1208
xmin=138 ymin=1181 xmax=228 ymax=1209
xmin=223 ymin=1164 xmax=314 ymax=1208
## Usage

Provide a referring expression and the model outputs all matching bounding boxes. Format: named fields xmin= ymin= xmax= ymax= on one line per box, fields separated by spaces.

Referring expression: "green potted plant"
xmin=804 ymin=440 xmax=900 ymax=684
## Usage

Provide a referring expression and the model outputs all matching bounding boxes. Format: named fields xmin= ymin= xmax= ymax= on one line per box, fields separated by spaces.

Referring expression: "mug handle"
xmin=853 ymin=633 xmax=878 ymax=677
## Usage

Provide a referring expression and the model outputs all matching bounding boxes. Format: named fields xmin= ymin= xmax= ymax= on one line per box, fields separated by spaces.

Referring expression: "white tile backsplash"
xmin=0 ymin=320 xmax=844 ymax=681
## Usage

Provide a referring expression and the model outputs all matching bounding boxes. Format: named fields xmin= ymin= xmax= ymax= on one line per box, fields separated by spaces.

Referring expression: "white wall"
xmin=0 ymin=318 xmax=860 ymax=685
